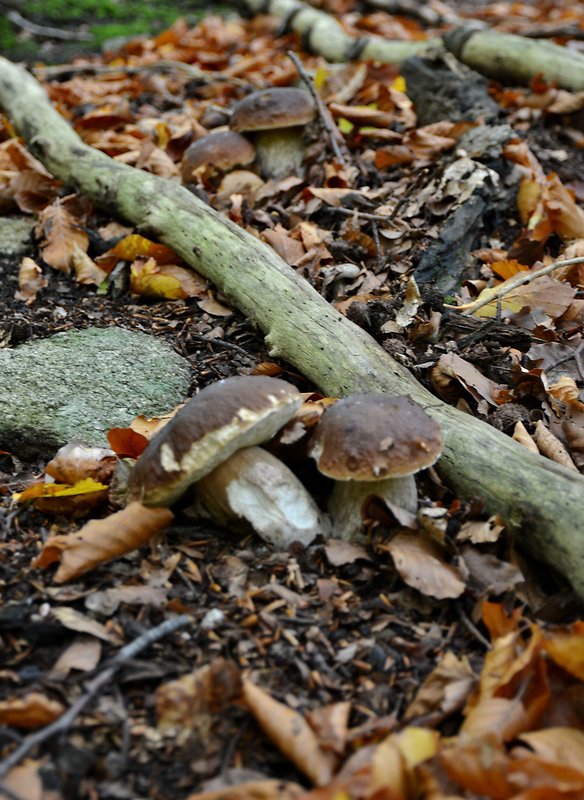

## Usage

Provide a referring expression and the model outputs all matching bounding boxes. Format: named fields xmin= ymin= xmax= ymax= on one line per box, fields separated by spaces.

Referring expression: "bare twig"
xmin=34 ymin=60 xmax=246 ymax=86
xmin=5 ymin=8 xmax=92 ymax=41
xmin=447 ymin=256 xmax=584 ymax=316
xmin=287 ymin=50 xmax=348 ymax=166
xmin=0 ymin=614 xmax=192 ymax=779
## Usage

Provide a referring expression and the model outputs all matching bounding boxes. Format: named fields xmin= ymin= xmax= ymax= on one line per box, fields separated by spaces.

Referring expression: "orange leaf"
xmin=37 ymin=198 xmax=89 ymax=273
xmin=544 ymin=621 xmax=584 ymax=680
xmin=32 ymin=502 xmax=173 ymax=582
xmin=0 ymin=692 xmax=65 ymax=729
xmin=130 ymin=257 xmax=205 ymax=300
xmin=107 ymin=427 xmax=149 ymax=458
xmin=242 ymin=679 xmax=333 ymax=787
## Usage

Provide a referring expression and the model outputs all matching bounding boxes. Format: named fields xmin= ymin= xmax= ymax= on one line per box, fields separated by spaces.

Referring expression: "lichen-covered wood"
xmin=1 ymin=56 xmax=583 ymax=596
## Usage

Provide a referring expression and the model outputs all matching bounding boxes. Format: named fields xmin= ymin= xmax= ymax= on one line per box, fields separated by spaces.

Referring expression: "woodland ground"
xmin=1 ymin=1 xmax=584 ymax=799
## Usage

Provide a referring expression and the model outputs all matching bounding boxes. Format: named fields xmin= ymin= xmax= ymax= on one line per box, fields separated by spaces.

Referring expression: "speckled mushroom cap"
xmin=128 ymin=376 xmax=302 ymax=507
xmin=309 ymin=394 xmax=443 ymax=481
xmin=181 ymin=130 xmax=255 ymax=183
xmin=230 ymin=88 xmax=316 ymax=133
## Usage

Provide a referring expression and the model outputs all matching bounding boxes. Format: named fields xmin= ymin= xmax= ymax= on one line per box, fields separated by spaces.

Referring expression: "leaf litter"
xmin=1 ymin=0 xmax=584 ymax=797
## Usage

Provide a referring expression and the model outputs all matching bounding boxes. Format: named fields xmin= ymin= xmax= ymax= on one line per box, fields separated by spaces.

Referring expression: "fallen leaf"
xmin=432 ymin=352 xmax=506 ymax=407
xmin=544 ymin=622 xmax=584 ymax=681
xmin=71 ymin=242 xmax=108 ymax=285
xmin=3 ymin=760 xmax=44 ymax=800
xmin=32 ymin=502 xmax=174 ymax=582
xmin=242 ymin=679 xmax=333 ymax=786
xmin=405 ymin=651 xmax=475 ymax=721
xmin=324 ymin=539 xmax=371 ymax=566
xmin=130 ymin=257 xmax=206 ymax=299
xmin=387 ymin=531 xmax=466 ymax=599
xmin=45 ymin=441 xmax=116 ymax=484
xmin=107 ymin=426 xmax=149 ymax=458
xmin=186 ymin=780 xmax=304 ymax=800
xmin=14 ymin=256 xmax=47 ymax=305
xmin=0 ymin=692 xmax=65 ymax=729
xmin=36 ymin=197 xmax=89 ymax=273
xmin=49 ymin=635 xmax=102 ymax=680
xmin=533 ymin=420 xmax=578 ymax=471
xmin=51 ymin=606 xmax=117 ymax=642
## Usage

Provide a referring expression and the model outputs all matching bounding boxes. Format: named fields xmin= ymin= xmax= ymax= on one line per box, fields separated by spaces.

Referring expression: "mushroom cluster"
xmin=128 ymin=375 xmax=325 ymax=548
xmin=127 ymin=378 xmax=443 ymax=547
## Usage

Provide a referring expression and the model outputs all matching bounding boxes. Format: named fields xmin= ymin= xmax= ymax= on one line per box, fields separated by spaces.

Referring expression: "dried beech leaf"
xmin=71 ymin=242 xmax=108 ymax=285
xmin=517 ymin=727 xmax=584 ymax=770
xmin=405 ymin=651 xmax=475 ymax=721
xmin=157 ymin=659 xmax=242 ymax=742
xmin=512 ymin=420 xmax=539 ymax=454
xmin=544 ymin=622 xmax=584 ymax=680
xmin=387 ymin=532 xmax=465 ymax=599
xmin=45 ymin=441 xmax=116 ymax=484
xmin=15 ymin=256 xmax=47 ymax=304
xmin=130 ymin=257 xmax=205 ymax=300
xmin=107 ymin=426 xmax=149 ymax=458
xmin=242 ymin=679 xmax=333 ymax=787
xmin=0 ymin=692 xmax=65 ymax=729
xmin=186 ymin=780 xmax=304 ymax=800
xmin=4 ymin=760 xmax=44 ymax=800
xmin=32 ymin=502 xmax=174 ymax=582
xmin=37 ymin=198 xmax=89 ymax=273
xmin=49 ymin=635 xmax=102 ymax=680
xmin=533 ymin=420 xmax=578 ymax=471
xmin=51 ymin=606 xmax=116 ymax=642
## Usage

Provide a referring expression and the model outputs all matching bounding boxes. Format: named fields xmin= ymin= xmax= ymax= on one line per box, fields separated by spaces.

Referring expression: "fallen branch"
xmin=240 ymin=0 xmax=438 ymax=63
xmin=0 ymin=57 xmax=583 ymax=597
xmin=443 ymin=26 xmax=584 ymax=91
xmin=0 ymin=614 xmax=191 ymax=779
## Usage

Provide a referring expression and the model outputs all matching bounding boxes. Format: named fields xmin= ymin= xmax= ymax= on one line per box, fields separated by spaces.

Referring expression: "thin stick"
xmin=287 ymin=51 xmax=348 ymax=166
xmin=5 ymin=9 xmax=92 ymax=41
xmin=447 ymin=256 xmax=584 ymax=316
xmin=0 ymin=614 xmax=191 ymax=779
xmin=34 ymin=61 xmax=246 ymax=86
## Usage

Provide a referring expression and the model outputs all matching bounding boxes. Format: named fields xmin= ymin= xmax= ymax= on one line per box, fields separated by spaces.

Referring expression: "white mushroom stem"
xmin=328 ymin=475 xmax=418 ymax=542
xmin=192 ymin=446 xmax=327 ymax=548
xmin=253 ymin=128 xmax=306 ymax=180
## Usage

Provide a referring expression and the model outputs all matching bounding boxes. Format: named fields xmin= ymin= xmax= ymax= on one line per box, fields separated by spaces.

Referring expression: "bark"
xmin=1 ymin=56 xmax=583 ymax=596
xmin=443 ymin=27 xmax=584 ymax=92
xmin=241 ymin=0 xmax=438 ymax=63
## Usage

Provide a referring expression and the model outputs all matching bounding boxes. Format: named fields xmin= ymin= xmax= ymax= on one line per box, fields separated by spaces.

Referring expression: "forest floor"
xmin=1 ymin=1 xmax=584 ymax=799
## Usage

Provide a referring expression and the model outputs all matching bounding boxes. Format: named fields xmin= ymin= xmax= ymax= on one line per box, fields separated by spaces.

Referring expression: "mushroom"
xmin=192 ymin=446 xmax=327 ymax=548
xmin=180 ymin=130 xmax=255 ymax=186
xmin=229 ymin=87 xmax=316 ymax=180
xmin=128 ymin=376 xmax=302 ymax=507
xmin=309 ymin=394 xmax=444 ymax=542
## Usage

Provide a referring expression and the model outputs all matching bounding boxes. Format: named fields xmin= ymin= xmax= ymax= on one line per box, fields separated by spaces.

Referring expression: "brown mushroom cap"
xmin=230 ymin=88 xmax=316 ymax=133
xmin=181 ymin=130 xmax=255 ymax=183
xmin=128 ymin=376 xmax=302 ymax=507
xmin=310 ymin=394 xmax=443 ymax=481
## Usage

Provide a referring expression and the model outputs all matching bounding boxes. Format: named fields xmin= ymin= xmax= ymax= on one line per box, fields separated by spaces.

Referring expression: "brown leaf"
xmin=107 ymin=426 xmax=149 ymax=458
xmin=324 ymin=538 xmax=371 ymax=566
xmin=32 ymin=502 xmax=174 ymax=582
xmin=0 ymin=692 xmax=65 ymax=729
xmin=51 ymin=606 xmax=118 ymax=642
xmin=262 ymin=226 xmax=306 ymax=265
xmin=533 ymin=420 xmax=578 ymax=471
xmin=15 ymin=256 xmax=47 ymax=305
xmin=186 ymin=780 xmax=304 ymax=800
xmin=387 ymin=532 xmax=466 ymax=599
xmin=71 ymin=243 xmax=108 ymax=285
xmin=405 ymin=651 xmax=475 ymax=721
xmin=45 ymin=441 xmax=116 ymax=485
xmin=37 ymin=198 xmax=89 ymax=273
xmin=4 ymin=760 xmax=44 ymax=800
xmin=242 ymin=679 xmax=333 ymax=787
xmin=48 ymin=635 xmax=102 ymax=680
xmin=432 ymin=352 xmax=505 ymax=407
xmin=157 ymin=659 xmax=242 ymax=742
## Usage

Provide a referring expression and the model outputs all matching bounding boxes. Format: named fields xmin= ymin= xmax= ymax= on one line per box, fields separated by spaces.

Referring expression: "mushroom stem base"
xmin=328 ymin=476 xmax=417 ymax=542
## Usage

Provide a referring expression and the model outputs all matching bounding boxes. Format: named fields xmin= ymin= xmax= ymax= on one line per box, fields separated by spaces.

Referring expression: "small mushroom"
xmin=309 ymin=394 xmax=443 ymax=542
xmin=229 ymin=87 xmax=316 ymax=180
xmin=192 ymin=446 xmax=327 ymax=548
xmin=180 ymin=130 xmax=255 ymax=186
xmin=128 ymin=376 xmax=302 ymax=507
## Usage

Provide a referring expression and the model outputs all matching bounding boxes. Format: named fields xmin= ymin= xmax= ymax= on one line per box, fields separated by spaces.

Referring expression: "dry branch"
xmin=444 ymin=27 xmax=584 ymax=91
xmin=0 ymin=57 xmax=583 ymax=596
xmin=241 ymin=0 xmax=438 ymax=63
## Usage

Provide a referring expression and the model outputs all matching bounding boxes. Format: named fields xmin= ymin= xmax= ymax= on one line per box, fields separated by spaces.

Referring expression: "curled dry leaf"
xmin=405 ymin=650 xmax=475 ymax=722
xmin=71 ymin=242 xmax=108 ymax=285
xmin=157 ymin=659 xmax=242 ymax=743
xmin=512 ymin=420 xmax=539 ymax=454
xmin=242 ymin=679 xmax=333 ymax=787
xmin=130 ymin=257 xmax=207 ymax=300
xmin=107 ymin=426 xmax=149 ymax=458
xmin=49 ymin=635 xmax=102 ymax=680
xmin=533 ymin=420 xmax=578 ymax=471
xmin=36 ymin=198 xmax=89 ymax=273
xmin=32 ymin=501 xmax=174 ymax=582
xmin=15 ymin=256 xmax=47 ymax=304
xmin=387 ymin=531 xmax=466 ymax=599
xmin=0 ymin=691 xmax=65 ymax=729
xmin=186 ymin=780 xmax=304 ymax=800
xmin=45 ymin=440 xmax=116 ymax=485
xmin=3 ymin=760 xmax=44 ymax=800
xmin=51 ymin=606 xmax=117 ymax=642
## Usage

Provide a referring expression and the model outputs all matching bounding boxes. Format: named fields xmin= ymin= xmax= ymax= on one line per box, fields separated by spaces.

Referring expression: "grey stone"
xmin=0 ymin=216 xmax=36 ymax=258
xmin=0 ymin=327 xmax=191 ymax=460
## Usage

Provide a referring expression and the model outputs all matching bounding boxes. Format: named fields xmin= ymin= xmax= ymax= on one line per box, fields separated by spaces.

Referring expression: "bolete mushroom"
xmin=180 ymin=130 xmax=255 ymax=186
xmin=128 ymin=376 xmax=302 ymax=507
xmin=192 ymin=446 xmax=327 ymax=548
xmin=229 ymin=87 xmax=316 ymax=180
xmin=309 ymin=394 xmax=444 ymax=542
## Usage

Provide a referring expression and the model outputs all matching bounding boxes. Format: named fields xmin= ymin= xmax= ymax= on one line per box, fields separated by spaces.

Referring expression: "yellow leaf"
xmin=130 ymin=257 xmax=186 ymax=299
xmin=15 ymin=476 xmax=108 ymax=502
xmin=391 ymin=75 xmax=407 ymax=92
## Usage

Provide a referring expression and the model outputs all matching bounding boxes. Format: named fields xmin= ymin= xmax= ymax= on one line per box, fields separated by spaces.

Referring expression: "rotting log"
xmin=1 ymin=56 xmax=583 ymax=596
xmin=240 ymin=0 xmax=438 ymax=63
xmin=443 ymin=27 xmax=584 ymax=92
